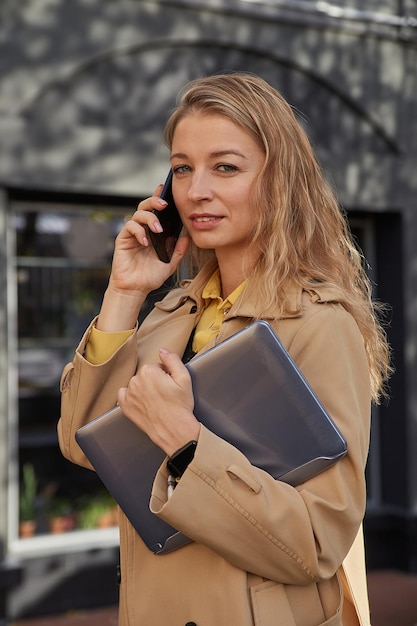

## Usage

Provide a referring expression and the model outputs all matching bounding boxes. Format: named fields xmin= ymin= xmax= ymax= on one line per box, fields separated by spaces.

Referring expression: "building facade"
xmin=0 ymin=0 xmax=416 ymax=620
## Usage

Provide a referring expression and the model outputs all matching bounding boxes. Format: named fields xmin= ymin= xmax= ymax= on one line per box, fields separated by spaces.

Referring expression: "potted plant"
xmin=19 ymin=463 xmax=38 ymax=538
xmin=77 ymin=492 xmax=118 ymax=529
xmin=48 ymin=497 xmax=76 ymax=534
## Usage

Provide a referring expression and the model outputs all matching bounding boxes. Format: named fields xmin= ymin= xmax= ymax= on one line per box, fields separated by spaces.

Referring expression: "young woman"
xmin=58 ymin=73 xmax=391 ymax=626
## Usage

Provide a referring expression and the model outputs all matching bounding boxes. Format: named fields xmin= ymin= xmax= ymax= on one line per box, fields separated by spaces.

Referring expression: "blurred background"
xmin=0 ymin=0 xmax=416 ymax=623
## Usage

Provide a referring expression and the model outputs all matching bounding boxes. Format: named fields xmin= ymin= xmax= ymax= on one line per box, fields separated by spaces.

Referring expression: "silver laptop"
xmin=75 ymin=320 xmax=347 ymax=554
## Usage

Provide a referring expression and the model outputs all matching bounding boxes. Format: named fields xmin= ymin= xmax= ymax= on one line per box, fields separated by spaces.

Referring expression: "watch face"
xmin=167 ymin=441 xmax=197 ymax=478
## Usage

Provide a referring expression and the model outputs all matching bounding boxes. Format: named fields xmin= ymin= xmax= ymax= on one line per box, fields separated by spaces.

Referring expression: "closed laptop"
xmin=75 ymin=320 xmax=347 ymax=554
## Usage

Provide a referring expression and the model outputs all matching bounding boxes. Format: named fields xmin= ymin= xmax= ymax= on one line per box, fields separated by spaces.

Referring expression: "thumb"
xmin=169 ymin=234 xmax=190 ymax=267
xmin=159 ymin=347 xmax=180 ymax=370
xmin=159 ymin=348 xmax=189 ymax=383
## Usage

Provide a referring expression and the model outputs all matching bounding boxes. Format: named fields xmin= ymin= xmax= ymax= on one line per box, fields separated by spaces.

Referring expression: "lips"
xmin=189 ymin=213 xmax=223 ymax=230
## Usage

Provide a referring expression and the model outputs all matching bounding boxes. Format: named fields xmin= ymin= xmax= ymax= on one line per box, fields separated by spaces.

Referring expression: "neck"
xmin=217 ymin=255 xmax=251 ymax=299
xmin=215 ymin=249 xmax=257 ymax=299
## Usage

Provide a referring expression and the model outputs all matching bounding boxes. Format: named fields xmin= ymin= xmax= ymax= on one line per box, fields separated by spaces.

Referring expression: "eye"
xmin=216 ymin=164 xmax=239 ymax=173
xmin=172 ymin=165 xmax=191 ymax=174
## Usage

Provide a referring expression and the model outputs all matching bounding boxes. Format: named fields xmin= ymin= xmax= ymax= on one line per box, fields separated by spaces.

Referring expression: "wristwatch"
xmin=167 ymin=440 xmax=198 ymax=479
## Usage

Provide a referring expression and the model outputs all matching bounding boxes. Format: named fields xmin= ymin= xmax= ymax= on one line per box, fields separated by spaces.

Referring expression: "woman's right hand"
xmin=109 ymin=189 xmax=188 ymax=296
xmin=96 ymin=188 xmax=189 ymax=332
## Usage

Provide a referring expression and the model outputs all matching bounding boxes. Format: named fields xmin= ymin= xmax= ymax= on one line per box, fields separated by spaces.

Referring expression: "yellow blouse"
xmin=192 ymin=269 xmax=246 ymax=353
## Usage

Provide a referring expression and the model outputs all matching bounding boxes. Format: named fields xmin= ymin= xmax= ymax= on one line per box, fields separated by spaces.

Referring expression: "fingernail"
xmin=142 ymin=235 xmax=149 ymax=246
xmin=159 ymin=348 xmax=169 ymax=355
xmin=154 ymin=221 xmax=163 ymax=233
xmin=156 ymin=198 xmax=167 ymax=206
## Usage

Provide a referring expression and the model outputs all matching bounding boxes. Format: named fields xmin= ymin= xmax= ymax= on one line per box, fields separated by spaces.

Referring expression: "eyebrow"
xmin=170 ymin=150 xmax=248 ymax=160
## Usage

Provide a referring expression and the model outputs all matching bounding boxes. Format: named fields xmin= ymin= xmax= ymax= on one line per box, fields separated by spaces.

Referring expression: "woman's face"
xmin=170 ymin=112 xmax=265 ymax=266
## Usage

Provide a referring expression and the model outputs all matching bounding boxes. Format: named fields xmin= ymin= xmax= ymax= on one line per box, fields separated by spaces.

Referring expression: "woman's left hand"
xmin=117 ymin=349 xmax=201 ymax=457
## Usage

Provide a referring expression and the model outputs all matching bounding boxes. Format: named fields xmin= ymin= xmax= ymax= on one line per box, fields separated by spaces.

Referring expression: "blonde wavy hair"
xmin=164 ymin=72 xmax=391 ymax=402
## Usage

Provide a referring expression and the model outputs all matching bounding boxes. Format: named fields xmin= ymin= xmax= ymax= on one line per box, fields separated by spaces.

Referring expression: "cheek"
xmin=230 ymin=191 xmax=255 ymax=221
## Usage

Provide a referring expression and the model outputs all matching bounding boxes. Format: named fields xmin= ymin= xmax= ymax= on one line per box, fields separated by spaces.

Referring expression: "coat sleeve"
xmin=57 ymin=319 xmax=139 ymax=468
xmin=57 ymin=285 xmax=198 ymax=469
xmin=150 ymin=303 xmax=371 ymax=585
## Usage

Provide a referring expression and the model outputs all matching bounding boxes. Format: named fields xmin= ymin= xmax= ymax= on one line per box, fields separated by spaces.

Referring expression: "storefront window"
xmin=10 ymin=201 xmax=129 ymax=544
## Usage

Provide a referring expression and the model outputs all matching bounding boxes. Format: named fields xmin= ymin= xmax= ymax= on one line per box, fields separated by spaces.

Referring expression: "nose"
xmin=187 ymin=170 xmax=213 ymax=203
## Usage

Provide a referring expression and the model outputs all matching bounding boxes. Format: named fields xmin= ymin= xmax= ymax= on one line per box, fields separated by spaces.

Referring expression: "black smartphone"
xmin=148 ymin=170 xmax=183 ymax=263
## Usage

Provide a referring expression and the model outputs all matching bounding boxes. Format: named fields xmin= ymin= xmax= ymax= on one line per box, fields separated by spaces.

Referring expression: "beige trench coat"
xmin=58 ymin=261 xmax=371 ymax=626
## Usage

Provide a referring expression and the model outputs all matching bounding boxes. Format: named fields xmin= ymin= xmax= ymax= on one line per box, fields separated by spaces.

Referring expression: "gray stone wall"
xmin=0 ymin=0 xmax=415 ymax=204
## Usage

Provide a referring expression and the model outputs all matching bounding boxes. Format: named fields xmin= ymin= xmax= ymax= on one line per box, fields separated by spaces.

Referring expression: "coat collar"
xmin=155 ymin=259 xmax=347 ymax=321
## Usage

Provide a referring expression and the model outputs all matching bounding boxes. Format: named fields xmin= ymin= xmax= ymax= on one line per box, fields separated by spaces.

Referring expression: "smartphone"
xmin=148 ymin=170 xmax=183 ymax=263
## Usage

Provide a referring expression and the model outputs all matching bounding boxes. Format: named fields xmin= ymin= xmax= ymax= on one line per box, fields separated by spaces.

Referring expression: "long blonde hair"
xmin=164 ymin=72 xmax=391 ymax=402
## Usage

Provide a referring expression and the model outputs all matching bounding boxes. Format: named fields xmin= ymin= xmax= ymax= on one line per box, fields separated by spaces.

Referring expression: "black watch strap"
xmin=167 ymin=440 xmax=198 ymax=479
